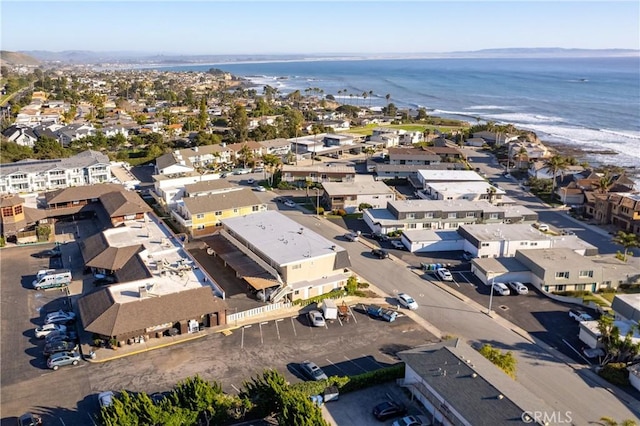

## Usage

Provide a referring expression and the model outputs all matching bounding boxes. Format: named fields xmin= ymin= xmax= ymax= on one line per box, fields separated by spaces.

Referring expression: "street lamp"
xmin=487 ymin=271 xmax=495 ymax=315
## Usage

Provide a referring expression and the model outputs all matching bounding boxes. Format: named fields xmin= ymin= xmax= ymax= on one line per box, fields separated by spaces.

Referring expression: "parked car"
xmin=247 ymin=178 xmax=255 ymax=184
xmin=36 ymin=269 xmax=55 ymax=280
xmin=582 ymin=347 xmax=605 ymax=359
xmin=390 ymin=240 xmax=405 ymax=250
xmin=560 ymin=229 xmax=576 ymax=236
xmin=43 ymin=340 xmax=78 ymax=356
xmin=372 ymin=232 xmax=389 ymax=242
xmin=98 ymin=391 xmax=115 ymax=408
xmin=344 ymin=232 xmax=359 ymax=242
xmin=372 ymin=401 xmax=407 ymax=421
xmin=392 ymin=415 xmax=432 ymax=426
xmin=371 ymin=248 xmax=389 ymax=259
xmin=396 ymin=293 xmax=418 ymax=310
xmin=94 ymin=276 xmax=116 ymax=286
xmin=492 ymin=282 xmax=510 ymax=296
xmin=252 ymin=185 xmax=266 ymax=192
xmin=300 ymin=361 xmax=328 ymax=381
xmin=32 ymin=248 xmax=61 ymax=258
xmin=45 ymin=310 xmax=76 ymax=325
xmin=45 ymin=330 xmax=77 ymax=344
xmin=47 ymin=351 xmax=81 ymax=370
xmin=461 ymin=251 xmax=476 ymax=261
xmin=507 ymin=281 xmax=529 ymax=295
xmin=283 ymin=199 xmax=296 ymax=208
xmin=534 ymin=223 xmax=550 ymax=232
xmin=436 ymin=268 xmax=453 ymax=281
xmin=307 ymin=310 xmax=326 ymax=327
xmin=17 ymin=413 xmax=42 ymax=426
xmin=569 ymin=308 xmax=594 ymax=322
xmin=35 ymin=323 xmax=67 ymax=339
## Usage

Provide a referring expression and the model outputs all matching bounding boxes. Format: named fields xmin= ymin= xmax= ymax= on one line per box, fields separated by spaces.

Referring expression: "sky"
xmin=2 ymin=1 xmax=639 ymax=55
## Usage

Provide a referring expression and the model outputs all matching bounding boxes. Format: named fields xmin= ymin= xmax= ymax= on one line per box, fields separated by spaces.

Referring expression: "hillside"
xmin=0 ymin=50 xmax=40 ymax=66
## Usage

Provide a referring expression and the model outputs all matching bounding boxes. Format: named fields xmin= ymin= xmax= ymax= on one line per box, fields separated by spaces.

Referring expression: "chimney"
xmin=139 ymin=285 xmax=148 ymax=298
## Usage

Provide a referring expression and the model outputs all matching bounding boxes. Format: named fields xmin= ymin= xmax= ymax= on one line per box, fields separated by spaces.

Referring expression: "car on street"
xmin=461 ymin=251 xmax=476 ymax=261
xmin=43 ymin=340 xmax=78 ymax=356
xmin=371 ymin=248 xmax=389 ymax=259
xmin=582 ymin=347 xmax=605 ymax=359
xmin=17 ymin=413 xmax=42 ymax=426
xmin=47 ymin=351 xmax=81 ymax=370
xmin=390 ymin=240 xmax=405 ymax=250
xmin=492 ymin=282 xmax=510 ymax=296
xmin=299 ymin=361 xmax=328 ymax=381
xmin=507 ymin=281 xmax=529 ymax=295
xmin=372 ymin=401 xmax=407 ymax=421
xmin=31 ymin=248 xmax=61 ymax=258
xmin=436 ymin=268 xmax=453 ymax=281
xmin=569 ymin=308 xmax=594 ymax=322
xmin=45 ymin=310 xmax=76 ymax=325
xmin=344 ymin=232 xmax=359 ymax=242
xmin=98 ymin=391 xmax=115 ymax=408
xmin=560 ymin=229 xmax=576 ymax=236
xmin=392 ymin=415 xmax=432 ymax=426
xmin=35 ymin=323 xmax=67 ymax=339
xmin=252 ymin=185 xmax=266 ymax=192
xmin=307 ymin=310 xmax=326 ymax=327
xmin=283 ymin=199 xmax=296 ymax=208
xmin=396 ymin=293 xmax=418 ymax=310
xmin=247 ymin=178 xmax=255 ymax=184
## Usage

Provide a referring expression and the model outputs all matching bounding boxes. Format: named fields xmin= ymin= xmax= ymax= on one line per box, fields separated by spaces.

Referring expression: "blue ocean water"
xmin=154 ymin=57 xmax=640 ymax=168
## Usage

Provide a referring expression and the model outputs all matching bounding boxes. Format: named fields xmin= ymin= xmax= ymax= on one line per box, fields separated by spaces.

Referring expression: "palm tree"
xmin=595 ymin=172 xmax=614 ymax=194
xmin=385 ymin=93 xmax=391 ymax=108
xmin=544 ymin=154 xmax=568 ymax=197
xmin=612 ymin=231 xmax=639 ymax=262
xmin=516 ymin=147 xmax=528 ymax=169
xmin=368 ymin=90 xmax=373 ymax=108
xmin=486 ymin=186 xmax=498 ymax=204
xmin=238 ymin=144 xmax=254 ymax=169
xmin=362 ymin=92 xmax=368 ymax=109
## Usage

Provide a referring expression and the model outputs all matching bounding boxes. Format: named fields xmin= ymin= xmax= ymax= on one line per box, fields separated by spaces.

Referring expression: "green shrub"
xmin=598 ymin=363 xmax=630 ymax=387
xmin=0 ymin=236 xmax=5 ymax=247
xmin=292 ymin=289 xmax=345 ymax=306
xmin=336 ymin=209 xmax=346 ymax=216
xmin=290 ymin=364 xmax=404 ymax=396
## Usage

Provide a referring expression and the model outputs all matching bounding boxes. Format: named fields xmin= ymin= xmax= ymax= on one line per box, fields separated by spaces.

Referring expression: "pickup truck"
xmin=366 ymin=305 xmax=398 ymax=322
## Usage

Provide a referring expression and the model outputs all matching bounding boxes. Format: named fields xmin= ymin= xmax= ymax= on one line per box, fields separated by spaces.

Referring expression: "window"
xmin=489 ymin=213 xmax=499 ymax=220
xmin=466 ymin=212 xmax=475 ymax=218
xmin=530 ymin=242 xmax=538 ymax=246
xmin=14 ymin=205 xmax=22 ymax=215
xmin=233 ymin=209 xmax=238 ymax=213
xmin=425 ymin=212 xmax=434 ymax=218
xmin=448 ymin=213 xmax=457 ymax=219
xmin=481 ymin=242 xmax=489 ymax=247
xmin=407 ymin=223 xmax=416 ymax=229
xmin=520 ymin=242 xmax=528 ymax=246
xmin=556 ymin=285 xmax=566 ymax=291
xmin=252 ymin=206 xmax=259 ymax=212
xmin=196 ymin=225 xmax=205 ymax=230
xmin=196 ymin=214 xmax=205 ymax=219
xmin=579 ymin=270 xmax=594 ymax=278
xmin=406 ymin=213 xmax=415 ymax=219
xmin=2 ymin=207 xmax=13 ymax=217
xmin=575 ymin=284 xmax=585 ymax=291
xmin=292 ymin=264 xmax=302 ymax=270
xmin=555 ymin=271 xmax=570 ymax=279
xmin=214 ymin=211 xmax=222 ymax=216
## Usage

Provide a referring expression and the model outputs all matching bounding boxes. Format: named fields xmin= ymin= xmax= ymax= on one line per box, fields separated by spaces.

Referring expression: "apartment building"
xmin=321 ymin=176 xmax=396 ymax=213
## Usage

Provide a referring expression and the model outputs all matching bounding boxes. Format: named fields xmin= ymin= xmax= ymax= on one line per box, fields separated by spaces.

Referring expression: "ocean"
xmin=153 ymin=57 xmax=640 ymax=170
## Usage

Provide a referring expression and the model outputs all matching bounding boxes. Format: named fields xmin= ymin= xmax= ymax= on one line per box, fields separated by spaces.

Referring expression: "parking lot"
xmin=418 ymin=267 xmax=596 ymax=364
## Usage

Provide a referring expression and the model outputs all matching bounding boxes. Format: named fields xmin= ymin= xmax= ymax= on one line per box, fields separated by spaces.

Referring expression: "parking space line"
xmin=344 ymin=355 xmax=369 ymax=373
xmin=241 ymin=325 xmax=251 ymax=349
xmin=259 ymin=322 xmax=268 ymax=345
xmin=231 ymin=384 xmax=241 ymax=393
xmin=563 ymin=339 xmax=591 ymax=365
xmin=275 ymin=319 xmax=283 ymax=340
xmin=362 ymin=354 xmax=385 ymax=369
xmin=336 ymin=315 xmax=343 ymax=326
xmin=349 ymin=306 xmax=357 ymax=324
xmin=290 ymin=317 xmax=297 ymax=337
xmin=325 ymin=358 xmax=348 ymax=375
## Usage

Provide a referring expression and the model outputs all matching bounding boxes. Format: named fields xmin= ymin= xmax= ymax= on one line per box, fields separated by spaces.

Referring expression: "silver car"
xmin=47 ymin=351 xmax=81 ymax=370
xmin=307 ymin=310 xmax=326 ymax=327
xmin=300 ymin=360 xmax=328 ymax=381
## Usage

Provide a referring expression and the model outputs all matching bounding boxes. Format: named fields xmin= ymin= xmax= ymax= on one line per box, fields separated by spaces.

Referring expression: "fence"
xmin=227 ymin=301 xmax=292 ymax=324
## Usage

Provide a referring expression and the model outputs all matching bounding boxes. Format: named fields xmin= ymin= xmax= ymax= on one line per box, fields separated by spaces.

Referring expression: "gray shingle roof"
xmin=182 ymin=188 xmax=262 ymax=215
xmin=99 ymin=190 xmax=152 ymax=218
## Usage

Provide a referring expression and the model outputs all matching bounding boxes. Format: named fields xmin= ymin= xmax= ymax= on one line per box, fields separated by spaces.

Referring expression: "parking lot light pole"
xmin=487 ymin=272 xmax=495 ymax=315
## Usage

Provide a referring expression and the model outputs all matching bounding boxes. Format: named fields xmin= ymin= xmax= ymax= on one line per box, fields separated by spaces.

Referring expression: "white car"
xmin=307 ymin=310 xmax=326 ymax=327
xmin=390 ymin=240 xmax=405 ymax=250
xmin=344 ymin=232 xmax=359 ymax=242
xmin=492 ymin=282 xmax=510 ymax=296
xmin=35 ymin=323 xmax=67 ymax=339
xmin=284 ymin=199 xmax=296 ymax=208
xmin=247 ymin=178 xmax=255 ymax=184
xmin=436 ymin=268 xmax=453 ymax=281
xmin=507 ymin=282 xmax=528 ymax=295
xmin=252 ymin=185 xmax=266 ymax=192
xmin=397 ymin=293 xmax=418 ymax=310
xmin=392 ymin=415 xmax=432 ymax=426
xmin=569 ymin=308 xmax=594 ymax=322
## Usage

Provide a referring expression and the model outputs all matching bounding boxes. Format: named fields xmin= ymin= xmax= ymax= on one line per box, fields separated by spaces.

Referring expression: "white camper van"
xmin=32 ymin=270 xmax=72 ymax=290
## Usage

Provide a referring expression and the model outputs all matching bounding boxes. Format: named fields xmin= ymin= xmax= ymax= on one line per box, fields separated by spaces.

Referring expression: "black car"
xmin=17 ymin=413 xmax=42 ymax=426
xmin=372 ymin=401 xmax=406 ymax=421
xmin=32 ymin=248 xmax=61 ymax=258
xmin=371 ymin=248 xmax=389 ymax=259
xmin=43 ymin=340 xmax=78 ymax=356
xmin=372 ymin=232 xmax=389 ymax=242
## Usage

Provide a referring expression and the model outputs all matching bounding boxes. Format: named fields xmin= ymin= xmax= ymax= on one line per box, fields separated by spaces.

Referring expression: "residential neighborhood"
xmin=1 ymin=60 xmax=640 ymax=426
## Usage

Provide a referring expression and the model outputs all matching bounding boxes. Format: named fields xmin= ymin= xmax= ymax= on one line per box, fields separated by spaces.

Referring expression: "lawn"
xmin=345 ymin=122 xmax=467 ymax=137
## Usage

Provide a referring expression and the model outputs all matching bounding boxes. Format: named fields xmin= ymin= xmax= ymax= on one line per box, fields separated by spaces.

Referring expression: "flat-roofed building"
xmin=458 ymin=223 xmax=598 ymax=258
xmin=421 ymin=180 xmax=506 ymax=204
xmin=363 ymin=199 xmax=509 ymax=234
xmin=216 ymin=210 xmax=351 ymax=302
xmin=281 ymin=164 xmax=356 ymax=186
xmin=321 ymin=176 xmax=395 ymax=213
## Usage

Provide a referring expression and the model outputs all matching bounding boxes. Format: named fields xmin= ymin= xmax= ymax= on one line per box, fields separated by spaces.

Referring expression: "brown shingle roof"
xmin=79 ymin=233 xmax=110 ymax=264
xmin=78 ymin=286 xmax=227 ymax=337
xmin=99 ymin=191 xmax=151 ymax=218
xmin=45 ymin=183 xmax=124 ymax=205
xmin=182 ymin=188 xmax=262 ymax=215
xmin=184 ymin=179 xmax=233 ymax=195
xmin=85 ymin=244 xmax=144 ymax=271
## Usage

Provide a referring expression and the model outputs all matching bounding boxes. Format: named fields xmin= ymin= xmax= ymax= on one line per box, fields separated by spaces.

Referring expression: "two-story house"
xmin=321 ymin=176 xmax=396 ymax=213
xmin=281 ymin=164 xmax=356 ymax=186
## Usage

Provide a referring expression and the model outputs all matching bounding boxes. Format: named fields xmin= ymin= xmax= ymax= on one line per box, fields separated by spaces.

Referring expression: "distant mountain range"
xmin=2 ymin=48 xmax=638 ymax=66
